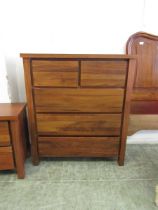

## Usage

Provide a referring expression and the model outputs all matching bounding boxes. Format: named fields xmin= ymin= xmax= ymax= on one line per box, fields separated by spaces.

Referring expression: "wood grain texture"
xmin=21 ymin=54 xmax=136 ymax=59
xmin=23 ymin=58 xmax=39 ymax=165
xmin=81 ymin=61 xmax=128 ymax=87
xmin=132 ymin=89 xmax=158 ymax=100
xmin=21 ymin=54 xmax=136 ymax=165
xmin=0 ymin=103 xmax=29 ymax=178
xmin=38 ymin=137 xmax=120 ymax=157
xmin=126 ymin=32 xmax=158 ymax=114
xmin=0 ymin=147 xmax=14 ymax=170
xmin=127 ymin=32 xmax=158 ymax=88
xmin=0 ymin=121 xmax=10 ymax=146
xmin=10 ymin=116 xmax=26 ymax=179
xmin=128 ymin=115 xmax=158 ymax=136
xmin=118 ymin=59 xmax=136 ymax=165
xmin=0 ymin=103 xmax=26 ymax=120
xmin=32 ymin=60 xmax=79 ymax=87
xmin=36 ymin=113 xmax=122 ymax=136
xmin=34 ymin=88 xmax=124 ymax=113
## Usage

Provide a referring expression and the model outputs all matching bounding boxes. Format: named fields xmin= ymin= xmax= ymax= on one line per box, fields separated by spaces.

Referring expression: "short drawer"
xmin=38 ymin=136 xmax=120 ymax=157
xmin=81 ymin=60 xmax=128 ymax=87
xmin=34 ymin=88 xmax=124 ymax=113
xmin=36 ymin=114 xmax=122 ymax=136
xmin=0 ymin=147 xmax=14 ymax=170
xmin=0 ymin=122 xmax=10 ymax=146
xmin=32 ymin=60 xmax=79 ymax=87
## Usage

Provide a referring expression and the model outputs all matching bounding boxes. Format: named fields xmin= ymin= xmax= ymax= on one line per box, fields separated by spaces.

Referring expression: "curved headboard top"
xmin=126 ymin=31 xmax=158 ymax=54
xmin=126 ymin=31 xmax=158 ymax=114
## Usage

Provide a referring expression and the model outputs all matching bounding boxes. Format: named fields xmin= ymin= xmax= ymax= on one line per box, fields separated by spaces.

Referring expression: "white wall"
xmin=0 ymin=0 xmax=158 ymax=143
xmin=0 ymin=51 xmax=10 ymax=103
xmin=1 ymin=0 xmax=158 ymax=102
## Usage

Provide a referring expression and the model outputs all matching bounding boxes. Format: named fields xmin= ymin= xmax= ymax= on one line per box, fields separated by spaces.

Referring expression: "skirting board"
xmin=127 ymin=130 xmax=158 ymax=144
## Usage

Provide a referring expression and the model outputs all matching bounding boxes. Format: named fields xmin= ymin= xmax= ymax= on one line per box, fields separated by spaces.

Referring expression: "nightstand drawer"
xmin=0 ymin=122 xmax=10 ymax=146
xmin=32 ymin=60 xmax=79 ymax=87
xmin=36 ymin=113 xmax=122 ymax=136
xmin=38 ymin=136 xmax=120 ymax=157
xmin=0 ymin=147 xmax=14 ymax=170
xmin=34 ymin=88 xmax=124 ymax=113
xmin=81 ymin=61 xmax=128 ymax=87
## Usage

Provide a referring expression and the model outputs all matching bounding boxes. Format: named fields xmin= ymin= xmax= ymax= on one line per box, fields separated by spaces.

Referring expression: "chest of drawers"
xmin=21 ymin=54 xmax=136 ymax=166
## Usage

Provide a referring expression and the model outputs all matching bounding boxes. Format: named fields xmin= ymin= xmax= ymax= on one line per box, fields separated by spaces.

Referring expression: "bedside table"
xmin=0 ymin=103 xmax=29 ymax=178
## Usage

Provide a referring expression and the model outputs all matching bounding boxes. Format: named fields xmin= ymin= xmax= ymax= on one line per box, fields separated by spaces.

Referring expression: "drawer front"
xmin=0 ymin=122 xmax=10 ymax=146
xmin=38 ymin=137 xmax=120 ymax=157
xmin=34 ymin=88 xmax=124 ymax=113
xmin=36 ymin=114 xmax=122 ymax=136
xmin=0 ymin=147 xmax=14 ymax=170
xmin=81 ymin=61 xmax=128 ymax=87
xmin=32 ymin=60 xmax=79 ymax=87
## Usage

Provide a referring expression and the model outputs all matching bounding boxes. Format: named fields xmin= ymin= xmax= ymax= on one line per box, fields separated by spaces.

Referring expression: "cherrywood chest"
xmin=21 ymin=54 xmax=136 ymax=166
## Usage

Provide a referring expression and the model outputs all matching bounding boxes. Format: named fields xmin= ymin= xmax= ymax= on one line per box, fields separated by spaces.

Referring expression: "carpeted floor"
xmin=0 ymin=145 xmax=158 ymax=210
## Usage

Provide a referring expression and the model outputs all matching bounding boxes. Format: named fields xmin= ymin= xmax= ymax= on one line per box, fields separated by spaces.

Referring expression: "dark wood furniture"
xmin=126 ymin=32 xmax=158 ymax=134
xmin=21 ymin=54 xmax=136 ymax=166
xmin=0 ymin=103 xmax=29 ymax=178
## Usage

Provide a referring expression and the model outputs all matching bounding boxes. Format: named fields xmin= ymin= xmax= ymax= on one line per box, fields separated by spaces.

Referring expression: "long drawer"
xmin=34 ymin=88 xmax=124 ymax=113
xmin=0 ymin=147 xmax=14 ymax=170
xmin=38 ymin=136 xmax=120 ymax=157
xmin=36 ymin=113 xmax=122 ymax=136
xmin=0 ymin=122 xmax=10 ymax=146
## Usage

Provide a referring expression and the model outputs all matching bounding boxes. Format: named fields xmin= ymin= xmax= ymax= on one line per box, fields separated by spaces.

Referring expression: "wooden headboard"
xmin=126 ymin=32 xmax=158 ymax=114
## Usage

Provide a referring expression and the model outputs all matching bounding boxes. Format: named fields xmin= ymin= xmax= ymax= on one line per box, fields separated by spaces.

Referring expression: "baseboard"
xmin=127 ymin=130 xmax=158 ymax=144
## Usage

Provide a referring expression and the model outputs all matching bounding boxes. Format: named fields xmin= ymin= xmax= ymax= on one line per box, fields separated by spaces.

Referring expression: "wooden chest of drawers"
xmin=21 ymin=54 xmax=136 ymax=166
